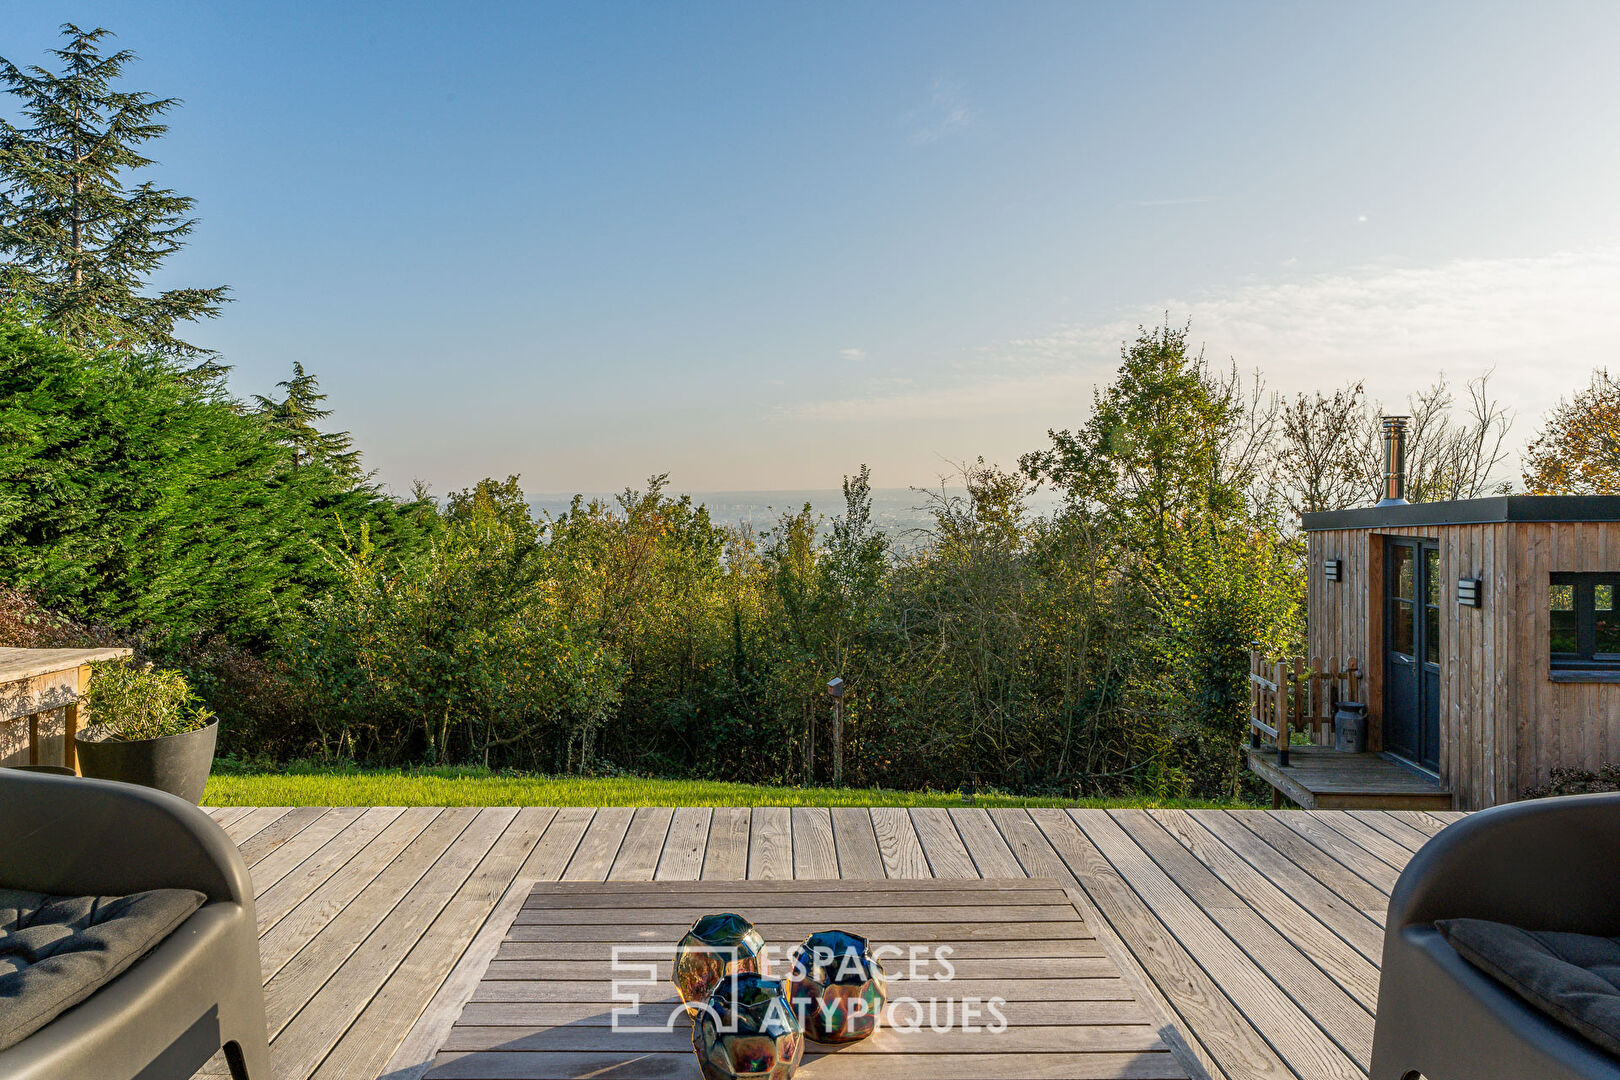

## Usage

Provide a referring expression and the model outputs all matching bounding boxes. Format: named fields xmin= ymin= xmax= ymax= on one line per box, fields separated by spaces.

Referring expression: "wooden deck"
xmin=197 ymin=804 xmax=1465 ymax=1080
xmin=1247 ymin=745 xmax=1453 ymax=810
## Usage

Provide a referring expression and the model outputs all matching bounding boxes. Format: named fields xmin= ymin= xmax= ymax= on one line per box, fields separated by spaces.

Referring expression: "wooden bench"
xmin=0 ymin=647 xmax=133 ymax=772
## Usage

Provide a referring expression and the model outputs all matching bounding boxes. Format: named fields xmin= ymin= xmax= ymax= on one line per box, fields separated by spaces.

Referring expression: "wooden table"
xmin=424 ymin=878 xmax=1191 ymax=1079
xmin=0 ymin=647 xmax=133 ymax=772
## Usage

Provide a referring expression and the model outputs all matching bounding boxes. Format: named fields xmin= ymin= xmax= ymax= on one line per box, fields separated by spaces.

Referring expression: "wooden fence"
xmin=1248 ymin=652 xmax=1361 ymax=766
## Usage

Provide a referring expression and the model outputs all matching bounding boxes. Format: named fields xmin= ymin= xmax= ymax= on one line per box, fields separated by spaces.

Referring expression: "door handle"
xmin=1394 ymin=655 xmax=1415 ymax=665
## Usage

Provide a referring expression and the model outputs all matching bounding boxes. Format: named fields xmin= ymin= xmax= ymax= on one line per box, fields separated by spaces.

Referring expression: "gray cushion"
xmin=0 ymin=886 xmax=205 ymax=1051
xmin=1439 ymin=917 xmax=1620 ymax=1059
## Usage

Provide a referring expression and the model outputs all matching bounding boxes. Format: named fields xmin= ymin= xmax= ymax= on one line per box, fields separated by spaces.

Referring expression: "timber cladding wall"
xmin=1307 ymin=521 xmax=1620 ymax=809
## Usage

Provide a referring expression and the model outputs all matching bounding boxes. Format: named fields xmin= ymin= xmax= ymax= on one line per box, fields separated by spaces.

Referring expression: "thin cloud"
xmin=838 ymin=347 xmax=867 ymax=361
xmin=787 ymin=248 xmax=1620 ymax=432
xmin=1134 ymin=196 xmax=1218 ymax=207
xmin=903 ymin=78 xmax=977 ymax=145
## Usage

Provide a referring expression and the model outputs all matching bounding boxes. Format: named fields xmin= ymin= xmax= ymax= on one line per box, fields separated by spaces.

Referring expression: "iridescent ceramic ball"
xmin=787 ymin=929 xmax=888 ymax=1043
xmin=691 ymin=972 xmax=804 ymax=1080
xmin=673 ymin=913 xmax=769 ymax=1015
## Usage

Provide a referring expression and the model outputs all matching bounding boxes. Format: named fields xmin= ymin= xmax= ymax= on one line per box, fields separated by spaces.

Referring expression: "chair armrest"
xmin=0 ymin=771 xmax=251 ymax=905
xmin=1388 ymin=792 xmax=1620 ymax=934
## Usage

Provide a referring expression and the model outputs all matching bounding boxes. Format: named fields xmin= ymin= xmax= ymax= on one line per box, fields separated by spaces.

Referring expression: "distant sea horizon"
xmin=528 ymin=487 xmax=1063 ymax=538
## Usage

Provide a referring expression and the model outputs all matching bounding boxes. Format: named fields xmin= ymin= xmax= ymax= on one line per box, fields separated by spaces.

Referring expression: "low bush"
xmin=1521 ymin=763 xmax=1620 ymax=799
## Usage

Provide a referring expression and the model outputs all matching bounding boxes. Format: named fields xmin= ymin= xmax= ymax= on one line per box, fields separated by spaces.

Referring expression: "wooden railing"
xmin=1249 ymin=652 xmax=1361 ymax=767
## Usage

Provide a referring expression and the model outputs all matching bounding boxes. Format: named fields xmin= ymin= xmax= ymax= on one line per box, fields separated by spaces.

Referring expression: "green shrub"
xmin=83 ymin=659 xmax=213 ymax=741
xmin=0 ymin=314 xmax=427 ymax=644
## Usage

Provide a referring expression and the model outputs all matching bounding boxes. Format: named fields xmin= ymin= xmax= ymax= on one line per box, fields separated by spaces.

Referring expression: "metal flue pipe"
xmin=1377 ymin=415 xmax=1410 ymax=506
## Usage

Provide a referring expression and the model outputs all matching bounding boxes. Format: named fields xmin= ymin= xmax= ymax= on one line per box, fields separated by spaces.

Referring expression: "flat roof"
xmin=1302 ymin=495 xmax=1620 ymax=532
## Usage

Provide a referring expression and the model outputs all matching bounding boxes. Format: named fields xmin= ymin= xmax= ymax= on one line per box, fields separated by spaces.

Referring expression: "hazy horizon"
xmin=8 ymin=2 xmax=1619 ymax=495
xmin=525 ymin=485 xmax=1065 ymax=536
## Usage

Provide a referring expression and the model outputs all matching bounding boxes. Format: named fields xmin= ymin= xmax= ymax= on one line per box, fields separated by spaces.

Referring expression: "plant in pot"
xmin=74 ymin=659 xmax=218 ymax=803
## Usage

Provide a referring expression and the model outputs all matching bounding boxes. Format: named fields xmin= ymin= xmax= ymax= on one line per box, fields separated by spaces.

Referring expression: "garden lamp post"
xmin=827 ymin=678 xmax=846 ymax=787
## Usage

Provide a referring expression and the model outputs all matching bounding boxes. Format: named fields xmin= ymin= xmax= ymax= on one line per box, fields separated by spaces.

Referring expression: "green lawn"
xmin=203 ymin=765 xmax=1243 ymax=809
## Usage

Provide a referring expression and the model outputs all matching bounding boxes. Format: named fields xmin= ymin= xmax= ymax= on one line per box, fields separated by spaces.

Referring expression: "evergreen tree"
xmin=254 ymin=363 xmax=364 ymax=482
xmin=0 ymin=312 xmax=424 ymax=643
xmin=0 ymin=24 xmax=228 ymax=375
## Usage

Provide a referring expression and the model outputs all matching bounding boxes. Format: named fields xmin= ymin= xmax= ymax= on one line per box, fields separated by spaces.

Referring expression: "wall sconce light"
xmin=1323 ymin=559 xmax=1342 ymax=582
xmin=1457 ymin=578 xmax=1483 ymax=607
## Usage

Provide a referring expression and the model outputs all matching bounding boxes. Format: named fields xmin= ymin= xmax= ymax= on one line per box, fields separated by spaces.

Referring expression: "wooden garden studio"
xmin=1249 ymin=417 xmax=1620 ymax=811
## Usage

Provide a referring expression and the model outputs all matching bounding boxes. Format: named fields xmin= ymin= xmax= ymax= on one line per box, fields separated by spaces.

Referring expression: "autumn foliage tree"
xmin=1522 ymin=369 xmax=1620 ymax=495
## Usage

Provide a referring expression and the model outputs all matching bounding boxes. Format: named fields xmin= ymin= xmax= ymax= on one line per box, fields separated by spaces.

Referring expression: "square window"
xmin=1551 ymin=574 xmax=1620 ymax=670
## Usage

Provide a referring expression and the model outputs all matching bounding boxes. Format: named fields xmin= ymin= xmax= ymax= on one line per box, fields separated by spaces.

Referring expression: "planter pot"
xmin=75 ymin=718 xmax=218 ymax=804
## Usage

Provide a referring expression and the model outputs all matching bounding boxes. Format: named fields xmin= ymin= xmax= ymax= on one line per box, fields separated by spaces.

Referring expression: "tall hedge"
xmin=0 ymin=315 xmax=423 ymax=643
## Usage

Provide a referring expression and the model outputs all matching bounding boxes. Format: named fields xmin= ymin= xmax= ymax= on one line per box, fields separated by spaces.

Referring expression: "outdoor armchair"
xmin=1371 ymin=792 xmax=1620 ymax=1080
xmin=0 ymin=769 xmax=269 ymax=1079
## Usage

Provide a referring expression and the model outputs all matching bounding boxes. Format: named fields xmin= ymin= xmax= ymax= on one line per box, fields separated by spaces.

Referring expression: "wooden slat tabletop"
xmin=0 ymin=646 xmax=131 ymax=683
xmin=424 ymin=879 xmax=1188 ymax=1080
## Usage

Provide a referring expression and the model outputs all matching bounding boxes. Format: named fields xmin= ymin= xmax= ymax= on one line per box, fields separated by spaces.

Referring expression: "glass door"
xmin=1384 ymin=539 xmax=1441 ymax=771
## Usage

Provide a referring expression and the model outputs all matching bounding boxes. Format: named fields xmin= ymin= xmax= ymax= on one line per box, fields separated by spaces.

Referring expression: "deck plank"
xmin=243 ymin=806 xmax=367 ymax=896
xmin=1265 ymin=811 xmax=1401 ymax=900
xmin=310 ymin=808 xmax=553 ymax=1080
xmin=871 ymin=806 xmax=930 ymax=879
xmin=608 ymin=806 xmax=674 ymax=881
xmin=235 ymin=805 xmax=327 ymax=869
xmin=262 ymin=808 xmax=475 ymax=1034
xmin=256 ymin=808 xmax=442 ymax=975
xmin=701 ymin=806 xmax=750 ymax=879
xmin=910 ymin=807 xmax=978 ymax=879
xmin=1191 ymin=811 xmax=1384 ymax=965
xmin=562 ymin=807 xmax=632 ymax=881
xmin=1225 ymin=811 xmax=1392 ymax=914
xmin=1151 ymin=810 xmax=1381 ymax=1009
xmin=791 ymin=805 xmax=838 ymax=877
xmin=950 ymin=807 xmax=1026 ymax=877
xmin=205 ymin=805 xmax=250 ymax=829
xmin=1071 ymin=809 xmax=1364 ymax=1080
xmin=270 ymin=808 xmax=510 ymax=1080
xmin=1029 ymin=808 xmax=1277 ymax=1080
xmin=221 ymin=805 xmax=294 ymax=844
xmin=1308 ymin=810 xmax=1420 ymax=874
xmin=1114 ymin=810 xmax=1374 ymax=1066
xmin=652 ymin=806 xmax=710 ymax=880
xmin=830 ymin=805 xmax=885 ymax=879
xmin=517 ymin=808 xmax=593 ymax=882
xmin=1382 ymin=809 xmax=1450 ymax=837
xmin=1347 ymin=809 xmax=1432 ymax=852
xmin=253 ymin=807 xmax=410 ymax=932
xmin=988 ymin=809 xmax=1220 ymax=1080
xmin=426 ymin=1050 xmax=1188 ymax=1079
xmin=747 ymin=805 xmax=792 ymax=879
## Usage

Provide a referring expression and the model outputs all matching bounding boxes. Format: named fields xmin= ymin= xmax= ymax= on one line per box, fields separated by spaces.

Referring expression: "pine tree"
xmin=254 ymin=363 xmax=364 ymax=482
xmin=0 ymin=24 xmax=228 ymax=376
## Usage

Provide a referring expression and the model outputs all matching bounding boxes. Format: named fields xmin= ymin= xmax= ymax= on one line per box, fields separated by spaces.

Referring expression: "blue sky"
xmin=6 ymin=2 xmax=1620 ymax=495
